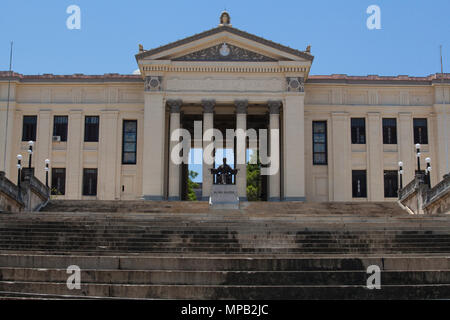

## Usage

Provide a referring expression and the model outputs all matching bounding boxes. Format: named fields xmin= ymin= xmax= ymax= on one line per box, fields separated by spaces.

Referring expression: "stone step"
xmin=1 ymin=268 xmax=449 ymax=285
xmin=3 ymin=230 xmax=450 ymax=238
xmin=0 ymin=281 xmax=448 ymax=299
xmin=2 ymin=253 xmax=448 ymax=271
xmin=2 ymin=225 xmax=449 ymax=232
xmin=0 ymin=234 xmax=450 ymax=248
xmin=1 ymin=246 xmax=448 ymax=255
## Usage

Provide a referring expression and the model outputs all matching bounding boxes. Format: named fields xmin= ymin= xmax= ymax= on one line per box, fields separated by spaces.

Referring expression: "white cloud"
xmin=132 ymin=69 xmax=141 ymax=75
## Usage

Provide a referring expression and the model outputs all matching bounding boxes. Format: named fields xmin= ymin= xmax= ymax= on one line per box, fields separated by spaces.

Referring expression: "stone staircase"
xmin=0 ymin=201 xmax=448 ymax=299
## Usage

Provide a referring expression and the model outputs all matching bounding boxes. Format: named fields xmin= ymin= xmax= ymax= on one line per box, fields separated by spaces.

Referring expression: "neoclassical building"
xmin=0 ymin=12 xmax=449 ymax=202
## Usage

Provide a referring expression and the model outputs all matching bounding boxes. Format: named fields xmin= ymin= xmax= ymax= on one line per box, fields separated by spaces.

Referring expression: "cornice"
xmin=135 ymin=25 xmax=314 ymax=62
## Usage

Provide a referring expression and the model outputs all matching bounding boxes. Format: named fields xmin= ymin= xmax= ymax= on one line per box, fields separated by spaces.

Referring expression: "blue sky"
xmin=0 ymin=0 xmax=449 ymax=76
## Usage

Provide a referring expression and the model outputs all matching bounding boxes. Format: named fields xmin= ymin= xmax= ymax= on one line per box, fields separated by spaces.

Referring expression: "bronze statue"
xmin=211 ymin=158 xmax=238 ymax=184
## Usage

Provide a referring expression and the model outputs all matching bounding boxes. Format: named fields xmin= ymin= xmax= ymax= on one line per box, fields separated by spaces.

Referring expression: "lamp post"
xmin=16 ymin=154 xmax=22 ymax=192
xmin=398 ymin=161 xmax=403 ymax=190
xmin=44 ymin=159 xmax=50 ymax=188
xmin=27 ymin=140 xmax=34 ymax=169
xmin=425 ymin=157 xmax=431 ymax=188
xmin=415 ymin=143 xmax=421 ymax=173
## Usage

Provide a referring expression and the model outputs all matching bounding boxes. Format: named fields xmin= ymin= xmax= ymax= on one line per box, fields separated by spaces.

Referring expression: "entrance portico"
xmin=136 ymin=12 xmax=313 ymax=202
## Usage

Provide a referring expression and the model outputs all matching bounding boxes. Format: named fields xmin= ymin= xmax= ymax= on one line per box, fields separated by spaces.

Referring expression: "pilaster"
xmin=168 ymin=99 xmax=182 ymax=201
xmin=66 ymin=110 xmax=83 ymax=199
xmin=367 ymin=112 xmax=383 ymax=200
xmin=331 ymin=112 xmax=351 ymax=201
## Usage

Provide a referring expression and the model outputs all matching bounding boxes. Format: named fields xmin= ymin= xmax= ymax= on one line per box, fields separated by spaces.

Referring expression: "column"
xmin=142 ymin=89 xmax=166 ymax=200
xmin=202 ymin=99 xmax=215 ymax=200
xmin=66 ymin=110 xmax=83 ymax=199
xmin=235 ymin=100 xmax=248 ymax=201
xmin=98 ymin=110 xmax=119 ymax=200
xmin=331 ymin=112 xmax=351 ymax=201
xmin=268 ymin=100 xmax=281 ymax=201
xmin=367 ymin=112 xmax=384 ymax=200
xmin=168 ymin=99 xmax=182 ymax=200
xmin=398 ymin=112 xmax=415 ymax=184
xmin=35 ymin=109 xmax=52 ymax=183
xmin=283 ymin=94 xmax=306 ymax=201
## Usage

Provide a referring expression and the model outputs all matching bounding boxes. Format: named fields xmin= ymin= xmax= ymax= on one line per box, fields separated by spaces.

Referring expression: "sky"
xmin=0 ymin=0 xmax=449 ymax=77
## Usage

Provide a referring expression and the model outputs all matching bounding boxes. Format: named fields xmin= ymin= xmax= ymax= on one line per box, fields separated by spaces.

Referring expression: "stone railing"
xmin=398 ymin=174 xmax=423 ymax=201
xmin=399 ymin=173 xmax=450 ymax=215
xmin=21 ymin=169 xmax=50 ymax=211
xmin=0 ymin=171 xmax=25 ymax=212
xmin=0 ymin=170 xmax=50 ymax=213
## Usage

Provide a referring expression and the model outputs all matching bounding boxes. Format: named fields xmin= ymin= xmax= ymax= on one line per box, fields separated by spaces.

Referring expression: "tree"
xmin=187 ymin=170 xmax=199 ymax=201
xmin=246 ymin=152 xmax=261 ymax=201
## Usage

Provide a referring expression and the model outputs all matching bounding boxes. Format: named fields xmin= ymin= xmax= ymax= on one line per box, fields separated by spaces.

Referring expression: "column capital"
xmin=235 ymin=99 xmax=248 ymax=114
xmin=202 ymin=99 xmax=215 ymax=113
xmin=167 ymin=99 xmax=183 ymax=113
xmin=268 ymin=100 xmax=282 ymax=114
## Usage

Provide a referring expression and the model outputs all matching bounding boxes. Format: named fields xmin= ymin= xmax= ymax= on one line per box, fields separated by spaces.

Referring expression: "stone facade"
xmin=0 ymin=17 xmax=449 ymax=202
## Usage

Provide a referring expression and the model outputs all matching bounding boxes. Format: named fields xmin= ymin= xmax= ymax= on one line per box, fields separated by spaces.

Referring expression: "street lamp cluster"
xmin=398 ymin=143 xmax=432 ymax=192
xmin=16 ymin=141 xmax=51 ymax=190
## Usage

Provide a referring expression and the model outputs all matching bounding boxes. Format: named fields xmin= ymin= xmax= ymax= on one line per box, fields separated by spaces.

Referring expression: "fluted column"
xmin=268 ymin=101 xmax=281 ymax=201
xmin=168 ymin=99 xmax=182 ymax=200
xmin=202 ymin=100 xmax=215 ymax=200
xmin=235 ymin=100 xmax=248 ymax=201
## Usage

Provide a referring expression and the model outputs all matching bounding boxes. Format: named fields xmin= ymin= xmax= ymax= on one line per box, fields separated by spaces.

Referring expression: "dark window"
xmin=22 ymin=116 xmax=37 ymax=141
xmin=82 ymin=169 xmax=98 ymax=196
xmin=351 ymin=118 xmax=366 ymax=144
xmin=51 ymin=168 xmax=66 ymax=195
xmin=53 ymin=116 xmax=68 ymax=142
xmin=122 ymin=120 xmax=137 ymax=165
xmin=352 ymin=170 xmax=367 ymax=198
xmin=382 ymin=118 xmax=397 ymax=144
xmin=413 ymin=118 xmax=428 ymax=144
xmin=312 ymin=121 xmax=327 ymax=165
xmin=84 ymin=116 xmax=99 ymax=142
xmin=384 ymin=170 xmax=398 ymax=198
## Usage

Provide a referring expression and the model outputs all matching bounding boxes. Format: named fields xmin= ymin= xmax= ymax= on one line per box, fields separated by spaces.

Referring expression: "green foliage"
xmin=187 ymin=170 xmax=199 ymax=201
xmin=50 ymin=187 xmax=62 ymax=199
xmin=246 ymin=152 xmax=261 ymax=201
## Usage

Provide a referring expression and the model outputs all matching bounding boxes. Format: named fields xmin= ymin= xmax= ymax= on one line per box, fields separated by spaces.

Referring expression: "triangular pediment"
xmin=136 ymin=26 xmax=314 ymax=63
xmin=173 ymin=43 xmax=277 ymax=62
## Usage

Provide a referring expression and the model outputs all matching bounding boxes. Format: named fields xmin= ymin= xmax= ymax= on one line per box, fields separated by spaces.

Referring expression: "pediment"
xmin=173 ymin=43 xmax=277 ymax=62
xmin=136 ymin=26 xmax=314 ymax=63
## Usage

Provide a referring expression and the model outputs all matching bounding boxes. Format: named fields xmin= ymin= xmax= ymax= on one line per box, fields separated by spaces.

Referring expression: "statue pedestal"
xmin=209 ymin=184 xmax=239 ymax=210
